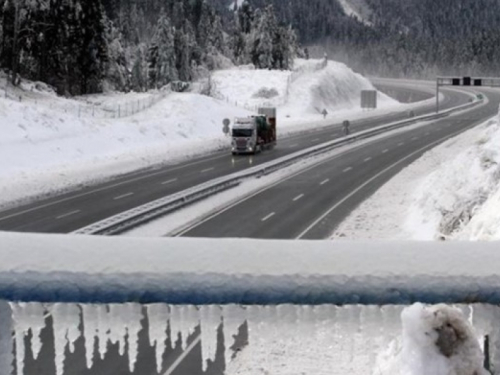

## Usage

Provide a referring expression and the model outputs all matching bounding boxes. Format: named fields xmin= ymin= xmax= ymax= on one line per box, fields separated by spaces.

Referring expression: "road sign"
xmin=222 ymin=118 xmax=230 ymax=135
xmin=361 ymin=90 xmax=377 ymax=109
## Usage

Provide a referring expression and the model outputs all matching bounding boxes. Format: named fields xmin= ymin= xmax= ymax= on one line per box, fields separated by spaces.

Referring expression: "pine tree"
xmin=148 ymin=11 xmax=176 ymax=89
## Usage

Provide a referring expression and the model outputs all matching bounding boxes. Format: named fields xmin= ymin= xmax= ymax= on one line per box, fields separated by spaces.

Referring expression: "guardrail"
xmin=73 ymin=97 xmax=484 ymax=235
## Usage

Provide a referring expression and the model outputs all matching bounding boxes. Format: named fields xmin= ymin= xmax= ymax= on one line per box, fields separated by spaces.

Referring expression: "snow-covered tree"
xmin=148 ymin=11 xmax=177 ymax=88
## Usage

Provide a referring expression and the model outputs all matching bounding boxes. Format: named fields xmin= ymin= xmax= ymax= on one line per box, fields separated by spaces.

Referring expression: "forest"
xmin=213 ymin=0 xmax=500 ymax=78
xmin=0 ymin=0 xmax=297 ymax=95
xmin=3 ymin=0 xmax=500 ymax=96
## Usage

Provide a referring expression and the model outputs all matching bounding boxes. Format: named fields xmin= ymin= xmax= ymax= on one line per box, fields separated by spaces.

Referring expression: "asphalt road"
xmin=0 ymin=81 xmax=460 ymax=234
xmin=180 ymin=87 xmax=500 ymax=239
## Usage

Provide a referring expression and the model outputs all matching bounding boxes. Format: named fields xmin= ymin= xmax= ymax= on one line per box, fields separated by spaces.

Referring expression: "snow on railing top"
xmin=1 ymin=231 xmax=500 ymax=305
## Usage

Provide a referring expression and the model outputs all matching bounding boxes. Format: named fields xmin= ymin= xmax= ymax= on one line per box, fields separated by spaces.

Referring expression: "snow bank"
xmin=373 ymin=303 xmax=487 ymax=375
xmin=0 ymin=81 xmax=250 ymax=208
xmin=212 ymin=58 xmax=397 ymax=129
xmin=333 ymin=113 xmax=500 ymax=241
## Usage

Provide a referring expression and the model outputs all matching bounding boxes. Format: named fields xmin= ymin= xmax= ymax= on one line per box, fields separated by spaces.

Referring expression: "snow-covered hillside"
xmin=0 ymin=58 xmax=397 ymax=209
xmin=332 ymin=109 xmax=500 ymax=241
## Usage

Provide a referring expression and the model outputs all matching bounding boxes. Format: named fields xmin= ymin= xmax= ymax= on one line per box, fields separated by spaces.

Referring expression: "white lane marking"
xmin=398 ymin=142 xmax=405 ymax=146
xmin=114 ymin=192 xmax=134 ymax=200
xmin=320 ymin=179 xmax=330 ymax=185
xmin=201 ymin=167 xmax=215 ymax=173
xmin=162 ymin=334 xmax=201 ymax=375
xmin=0 ymin=154 xmax=228 ymax=222
xmin=343 ymin=167 xmax=353 ymax=173
xmin=56 ymin=210 xmax=81 ymax=220
xmin=293 ymin=194 xmax=305 ymax=202
xmin=161 ymin=178 xmax=178 ymax=185
xmin=296 ymin=126 xmax=478 ymax=239
xmin=364 ymin=157 xmax=372 ymax=162
xmin=382 ymin=149 xmax=389 ymax=153
xmin=312 ymin=138 xmax=320 ymax=142
xmin=262 ymin=212 xmax=275 ymax=222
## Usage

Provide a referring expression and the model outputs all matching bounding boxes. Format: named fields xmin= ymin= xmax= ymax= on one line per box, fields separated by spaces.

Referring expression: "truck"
xmin=231 ymin=107 xmax=277 ymax=155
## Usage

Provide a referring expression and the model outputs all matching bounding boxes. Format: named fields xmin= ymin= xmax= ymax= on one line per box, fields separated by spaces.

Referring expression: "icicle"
xmin=147 ymin=304 xmax=170 ymax=374
xmin=169 ymin=305 xmax=199 ymax=350
xmin=122 ymin=303 xmax=143 ymax=374
xmin=222 ymin=305 xmax=245 ymax=366
xmin=50 ymin=304 xmax=81 ymax=375
xmin=81 ymin=304 xmax=99 ymax=369
xmin=10 ymin=302 xmax=46 ymax=375
xmin=108 ymin=304 xmax=129 ymax=356
xmin=96 ymin=304 xmax=109 ymax=360
xmin=199 ymin=305 xmax=222 ymax=372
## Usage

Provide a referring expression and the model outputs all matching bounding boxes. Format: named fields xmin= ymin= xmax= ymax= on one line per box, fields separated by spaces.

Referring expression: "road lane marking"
xmin=56 ymin=210 xmax=81 ymax=220
xmin=114 ymin=192 xmax=134 ymax=200
xmin=320 ymin=179 xmax=330 ymax=185
xmin=382 ymin=149 xmax=389 ymax=153
xmin=293 ymin=194 xmax=304 ymax=201
xmin=161 ymin=178 xmax=178 ymax=185
xmin=262 ymin=212 xmax=275 ymax=222
xmin=364 ymin=157 xmax=372 ymax=162
xmin=343 ymin=167 xmax=352 ymax=173
xmin=201 ymin=167 xmax=215 ymax=173
xmin=312 ymin=138 xmax=320 ymax=142
xmin=398 ymin=142 xmax=405 ymax=146
xmin=162 ymin=334 xmax=201 ymax=375
xmin=296 ymin=125 xmax=481 ymax=239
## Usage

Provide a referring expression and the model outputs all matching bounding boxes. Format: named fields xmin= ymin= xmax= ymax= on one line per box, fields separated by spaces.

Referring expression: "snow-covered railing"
xmin=73 ymin=96 xmax=484 ymax=235
xmin=2 ymin=231 xmax=500 ymax=305
xmin=3 ymin=232 xmax=500 ymax=375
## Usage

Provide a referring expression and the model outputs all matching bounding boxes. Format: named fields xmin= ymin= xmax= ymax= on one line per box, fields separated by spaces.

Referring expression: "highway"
xmin=0 ymin=80 xmax=459 ymax=234
xmin=180 ymin=87 xmax=499 ymax=239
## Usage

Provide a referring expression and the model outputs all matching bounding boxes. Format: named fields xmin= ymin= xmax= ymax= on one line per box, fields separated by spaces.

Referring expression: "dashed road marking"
xmin=262 ymin=212 xmax=275 ymax=222
xmin=398 ymin=142 xmax=405 ymax=146
xmin=201 ymin=167 xmax=215 ymax=173
xmin=343 ymin=167 xmax=353 ymax=173
xmin=382 ymin=149 xmax=389 ymax=153
xmin=161 ymin=178 xmax=178 ymax=185
xmin=293 ymin=194 xmax=305 ymax=202
xmin=114 ymin=192 xmax=134 ymax=200
xmin=320 ymin=179 xmax=330 ymax=185
xmin=56 ymin=210 xmax=81 ymax=220
xmin=364 ymin=157 xmax=372 ymax=162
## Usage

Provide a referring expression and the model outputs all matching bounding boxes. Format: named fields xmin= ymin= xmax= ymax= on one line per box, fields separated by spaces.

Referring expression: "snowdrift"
xmin=212 ymin=58 xmax=396 ymax=125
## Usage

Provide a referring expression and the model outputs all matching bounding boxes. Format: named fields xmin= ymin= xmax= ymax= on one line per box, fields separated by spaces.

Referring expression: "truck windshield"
xmin=232 ymin=129 xmax=253 ymax=137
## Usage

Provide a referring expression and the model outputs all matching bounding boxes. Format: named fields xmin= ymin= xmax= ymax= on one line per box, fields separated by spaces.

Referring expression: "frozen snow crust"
xmin=1 ymin=231 xmax=500 ymax=305
xmin=0 ymin=58 xmax=398 ymax=209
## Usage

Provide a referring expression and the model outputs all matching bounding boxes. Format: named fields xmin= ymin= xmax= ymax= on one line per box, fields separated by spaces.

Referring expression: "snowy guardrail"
xmin=74 ymin=96 xmax=484 ymax=236
xmin=1 ymin=231 xmax=500 ymax=305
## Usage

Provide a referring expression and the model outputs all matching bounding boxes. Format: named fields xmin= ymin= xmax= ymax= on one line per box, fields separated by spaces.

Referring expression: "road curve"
xmin=180 ymin=86 xmax=498 ymax=239
xmin=0 ymin=82 xmax=470 ymax=234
